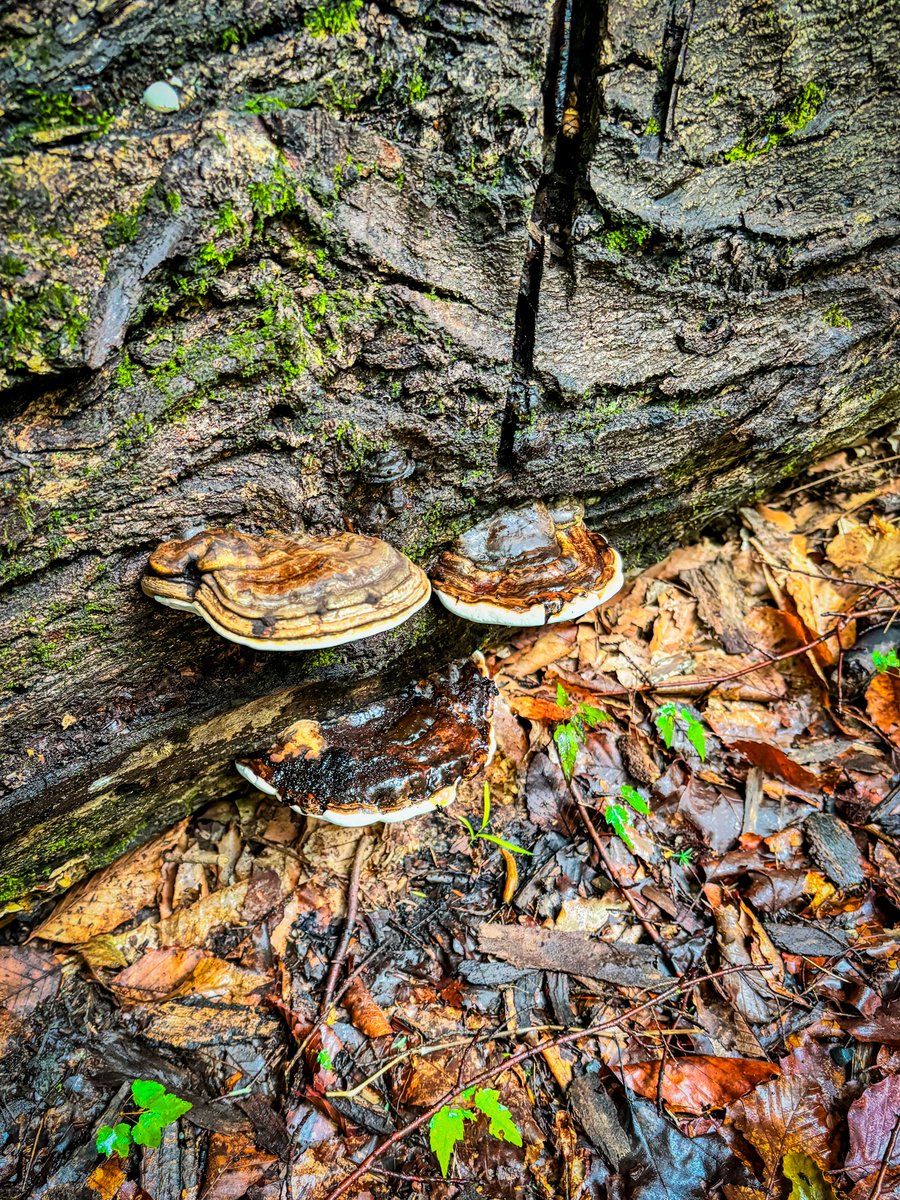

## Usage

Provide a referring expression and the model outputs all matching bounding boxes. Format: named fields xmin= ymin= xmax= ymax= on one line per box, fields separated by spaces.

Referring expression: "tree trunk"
xmin=1 ymin=0 xmax=897 ymax=901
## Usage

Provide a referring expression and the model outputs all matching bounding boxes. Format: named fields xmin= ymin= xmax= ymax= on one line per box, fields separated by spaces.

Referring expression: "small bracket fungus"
xmin=236 ymin=657 xmax=497 ymax=827
xmin=142 ymin=81 xmax=181 ymax=112
xmin=141 ymin=529 xmax=431 ymax=650
xmin=430 ymin=500 xmax=623 ymax=626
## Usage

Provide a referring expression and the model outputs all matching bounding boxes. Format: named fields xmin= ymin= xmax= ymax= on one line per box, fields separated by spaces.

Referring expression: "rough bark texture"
xmin=0 ymin=0 xmax=898 ymax=901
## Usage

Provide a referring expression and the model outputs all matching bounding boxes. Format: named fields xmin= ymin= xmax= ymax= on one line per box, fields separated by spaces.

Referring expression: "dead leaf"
xmin=477 ymin=924 xmax=667 ymax=986
xmin=342 ymin=976 xmax=392 ymax=1038
xmin=706 ymin=887 xmax=784 ymax=1023
xmin=110 ymin=949 xmax=269 ymax=1005
xmin=136 ymin=1001 xmax=281 ymax=1049
xmin=620 ymin=1055 xmax=781 ymax=1113
xmin=84 ymin=1156 xmax=127 ymax=1199
xmin=202 ymin=1131 xmax=278 ymax=1200
xmin=845 ymin=1075 xmax=900 ymax=1183
xmin=729 ymin=740 xmax=826 ymax=795
xmin=866 ymin=671 xmax=900 ymax=746
xmin=826 ymin=516 xmax=900 ymax=582
xmin=0 ymin=945 xmax=61 ymax=1015
xmin=34 ymin=823 xmax=186 ymax=943
xmin=503 ymin=628 xmax=577 ymax=678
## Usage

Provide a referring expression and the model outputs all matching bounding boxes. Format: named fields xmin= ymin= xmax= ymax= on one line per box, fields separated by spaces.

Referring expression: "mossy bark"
xmin=1 ymin=0 xmax=898 ymax=900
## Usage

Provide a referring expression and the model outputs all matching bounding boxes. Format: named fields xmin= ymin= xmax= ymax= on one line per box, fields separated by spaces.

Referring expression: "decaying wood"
xmin=1 ymin=0 xmax=899 ymax=897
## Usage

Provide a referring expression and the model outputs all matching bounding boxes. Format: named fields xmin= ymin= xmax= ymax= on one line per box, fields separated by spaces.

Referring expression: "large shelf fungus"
xmin=430 ymin=500 xmax=623 ymax=626
xmin=236 ymin=657 xmax=497 ymax=827
xmin=141 ymin=529 xmax=431 ymax=651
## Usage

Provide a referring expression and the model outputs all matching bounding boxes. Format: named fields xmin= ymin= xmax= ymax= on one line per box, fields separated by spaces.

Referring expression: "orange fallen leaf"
xmin=203 ymin=1132 xmax=278 ymax=1200
xmin=84 ymin=1155 xmax=127 ymax=1199
xmin=620 ymin=1055 xmax=781 ymax=1113
xmin=111 ymin=948 xmax=269 ymax=1005
xmin=0 ymin=946 xmax=61 ymax=1015
xmin=867 ymin=671 xmax=900 ymax=746
xmin=342 ymin=976 xmax=392 ymax=1039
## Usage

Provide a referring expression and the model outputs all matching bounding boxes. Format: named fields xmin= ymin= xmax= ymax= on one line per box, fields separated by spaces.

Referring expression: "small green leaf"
xmin=603 ymin=803 xmax=635 ymax=849
xmin=131 ymin=1079 xmax=166 ymax=1109
xmin=146 ymin=1091 xmax=192 ymax=1124
xmin=580 ymin=703 xmax=611 ymax=727
xmin=570 ymin=713 xmax=585 ymax=742
xmin=782 ymin=1150 xmax=838 ymax=1199
xmin=472 ymin=1088 xmax=523 ymax=1147
xmin=456 ymin=814 xmax=476 ymax=840
xmin=654 ymin=702 xmax=677 ymax=748
xmin=429 ymin=1104 xmax=476 ymax=1177
xmin=555 ymin=682 xmax=570 ymax=708
xmin=477 ymin=833 xmax=533 ymax=855
xmin=620 ymin=784 xmax=650 ymax=815
xmin=96 ymin=1123 xmax=131 ymax=1158
xmin=679 ymin=709 xmax=707 ymax=761
xmin=316 ymin=1049 xmax=333 ymax=1070
xmin=873 ymin=648 xmax=900 ymax=673
xmin=481 ymin=781 xmax=491 ymax=830
xmin=554 ymin=723 xmax=579 ymax=781
xmin=132 ymin=1112 xmax=164 ymax=1148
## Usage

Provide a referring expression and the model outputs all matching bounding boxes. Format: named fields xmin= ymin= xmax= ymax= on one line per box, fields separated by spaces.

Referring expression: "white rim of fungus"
xmin=433 ymin=546 xmax=624 ymax=627
xmin=152 ymin=583 xmax=431 ymax=651
xmin=235 ymin=761 xmax=280 ymax=796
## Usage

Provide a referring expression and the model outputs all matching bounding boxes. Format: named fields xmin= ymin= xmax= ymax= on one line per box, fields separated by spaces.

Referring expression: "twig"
xmin=781 ymin=451 xmax=900 ymax=497
xmin=319 ymin=963 xmax=770 ymax=1200
xmin=319 ymin=834 xmax=372 ymax=1020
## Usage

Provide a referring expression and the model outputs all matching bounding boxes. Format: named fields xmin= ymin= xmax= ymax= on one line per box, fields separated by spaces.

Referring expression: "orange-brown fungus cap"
xmin=141 ymin=528 xmax=431 ymax=650
xmin=236 ymin=657 xmax=496 ymax=826
xmin=430 ymin=500 xmax=622 ymax=626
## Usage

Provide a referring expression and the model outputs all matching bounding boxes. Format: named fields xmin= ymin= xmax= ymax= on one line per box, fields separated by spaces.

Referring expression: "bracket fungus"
xmin=430 ymin=500 xmax=623 ymax=626
xmin=235 ymin=657 xmax=497 ymax=827
xmin=141 ymin=529 xmax=431 ymax=650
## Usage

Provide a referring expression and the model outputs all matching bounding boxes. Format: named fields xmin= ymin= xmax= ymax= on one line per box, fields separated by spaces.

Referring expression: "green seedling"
xmin=96 ymin=1079 xmax=192 ymax=1157
xmin=454 ymin=783 xmax=532 ymax=856
xmin=553 ymin=682 xmax=612 ymax=781
xmin=601 ymin=784 xmax=651 ymax=850
xmin=654 ymin=702 xmax=707 ymax=761
xmin=316 ymin=1049 xmax=334 ymax=1070
xmin=873 ymin=649 xmax=900 ymax=673
xmin=429 ymin=1086 xmax=522 ymax=1178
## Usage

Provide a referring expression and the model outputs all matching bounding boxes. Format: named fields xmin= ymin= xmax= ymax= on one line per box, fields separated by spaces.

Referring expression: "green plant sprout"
xmin=305 ymin=0 xmax=362 ymax=37
xmin=553 ymin=682 xmax=611 ymax=781
xmin=602 ymin=784 xmax=650 ymax=850
xmin=429 ymin=1086 xmax=522 ymax=1178
xmin=316 ymin=1049 xmax=334 ymax=1070
xmin=654 ymin=702 xmax=707 ymax=760
xmin=96 ymin=1080 xmax=192 ymax=1157
xmin=873 ymin=649 xmax=900 ymax=673
xmin=454 ymin=783 xmax=532 ymax=856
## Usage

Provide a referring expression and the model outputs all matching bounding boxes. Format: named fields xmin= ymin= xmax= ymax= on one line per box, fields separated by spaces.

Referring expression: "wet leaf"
xmin=620 ymin=784 xmax=650 ymax=815
xmin=554 ymin=723 xmax=579 ymax=781
xmin=603 ymin=803 xmax=635 ymax=849
xmin=845 ymin=1074 xmax=900 ymax=1182
xmin=620 ymin=1056 xmax=781 ymax=1114
xmin=429 ymin=1103 xmax=476 ymax=1178
xmin=96 ymin=1123 xmax=131 ymax=1158
xmin=866 ymin=670 xmax=900 ymax=746
xmin=471 ymin=1087 xmax=523 ymax=1147
xmin=0 ymin=945 xmax=61 ymax=1015
xmin=783 ymin=1150 xmax=838 ymax=1199
xmin=655 ymin=703 xmax=677 ymax=748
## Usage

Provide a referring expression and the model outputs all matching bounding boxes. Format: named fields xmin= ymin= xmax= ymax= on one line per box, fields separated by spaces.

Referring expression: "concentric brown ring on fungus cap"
xmin=430 ymin=499 xmax=623 ymax=626
xmin=141 ymin=528 xmax=431 ymax=651
xmin=235 ymin=656 xmax=497 ymax=827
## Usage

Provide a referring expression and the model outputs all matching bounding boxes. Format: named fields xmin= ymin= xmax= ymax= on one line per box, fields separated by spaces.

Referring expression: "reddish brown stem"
xmin=319 ymin=834 xmax=371 ymax=1020
xmin=319 ymin=963 xmax=770 ymax=1200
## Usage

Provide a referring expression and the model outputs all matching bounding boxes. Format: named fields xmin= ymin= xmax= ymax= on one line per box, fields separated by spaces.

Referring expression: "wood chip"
xmin=477 ymin=924 xmax=668 ymax=986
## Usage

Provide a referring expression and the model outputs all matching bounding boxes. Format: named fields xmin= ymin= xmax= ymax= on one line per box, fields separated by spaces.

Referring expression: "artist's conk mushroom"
xmin=236 ymin=657 xmax=496 ymax=827
xmin=141 ymin=529 xmax=431 ymax=650
xmin=431 ymin=500 xmax=622 ymax=626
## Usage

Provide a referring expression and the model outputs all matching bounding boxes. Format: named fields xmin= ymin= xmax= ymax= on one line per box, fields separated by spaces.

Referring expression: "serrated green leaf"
xmin=481 ymin=781 xmax=491 ymax=830
xmin=620 ymin=784 xmax=650 ymax=815
xmin=477 ymin=833 xmax=533 ymax=855
xmin=654 ymin=702 xmax=677 ymax=748
xmin=131 ymin=1079 xmax=166 ymax=1109
xmin=132 ymin=1112 xmax=164 ymax=1148
xmin=556 ymin=682 xmax=570 ymax=708
xmin=429 ymin=1104 xmax=476 ymax=1178
xmin=96 ymin=1123 xmax=131 ymax=1158
xmin=472 ymin=1088 xmax=523 ymax=1147
xmin=873 ymin=649 xmax=900 ymax=672
xmin=580 ymin=703 xmax=611 ymax=727
xmin=147 ymin=1091 xmax=192 ymax=1123
xmin=603 ymin=803 xmax=635 ymax=849
xmin=316 ymin=1049 xmax=333 ymax=1070
xmin=554 ymin=723 xmax=579 ymax=781
xmin=679 ymin=709 xmax=707 ymax=761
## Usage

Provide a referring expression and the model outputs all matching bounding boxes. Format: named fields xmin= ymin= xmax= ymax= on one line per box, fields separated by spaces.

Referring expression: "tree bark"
xmin=1 ymin=0 xmax=898 ymax=901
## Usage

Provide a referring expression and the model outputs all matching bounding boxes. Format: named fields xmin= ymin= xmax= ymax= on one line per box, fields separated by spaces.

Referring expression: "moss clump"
xmin=598 ymin=221 xmax=652 ymax=255
xmin=0 ymin=280 xmax=86 ymax=371
xmin=725 ymin=82 xmax=825 ymax=163
xmin=14 ymin=89 xmax=115 ymax=144
xmin=823 ymin=304 xmax=851 ymax=330
xmin=244 ymin=94 xmax=290 ymax=114
xmin=304 ymin=0 xmax=362 ymax=38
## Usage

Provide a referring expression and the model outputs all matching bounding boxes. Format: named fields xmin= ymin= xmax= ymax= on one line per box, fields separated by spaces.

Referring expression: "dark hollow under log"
xmin=1 ymin=0 xmax=898 ymax=901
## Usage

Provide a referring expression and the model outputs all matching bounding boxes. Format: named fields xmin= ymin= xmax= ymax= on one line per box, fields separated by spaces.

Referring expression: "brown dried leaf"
xmin=782 ymin=535 xmax=857 ymax=666
xmin=620 ymin=1055 xmax=781 ymax=1114
xmin=202 ymin=1132 xmax=278 ymax=1200
xmin=826 ymin=516 xmax=900 ymax=582
xmin=503 ymin=628 xmax=577 ymax=678
xmin=867 ymin=671 xmax=900 ymax=746
xmin=342 ymin=976 xmax=392 ymax=1039
xmin=845 ymin=1075 xmax=900 ymax=1182
xmin=110 ymin=948 xmax=269 ymax=1005
xmin=136 ymin=1001 xmax=281 ymax=1050
xmin=34 ymin=823 xmax=186 ymax=943
xmin=729 ymin=739 xmax=826 ymax=794
xmin=706 ymin=887 xmax=784 ymax=1023
xmin=727 ymin=1046 xmax=837 ymax=1191
xmin=84 ymin=1156 xmax=127 ymax=1199
xmin=0 ymin=945 xmax=61 ymax=1015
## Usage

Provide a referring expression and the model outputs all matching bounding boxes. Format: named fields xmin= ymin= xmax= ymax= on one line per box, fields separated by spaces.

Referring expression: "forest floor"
xmin=2 ymin=432 xmax=900 ymax=1200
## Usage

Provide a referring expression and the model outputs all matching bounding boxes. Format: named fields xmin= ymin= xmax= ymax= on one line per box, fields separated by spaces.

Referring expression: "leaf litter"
xmin=2 ymin=433 xmax=900 ymax=1198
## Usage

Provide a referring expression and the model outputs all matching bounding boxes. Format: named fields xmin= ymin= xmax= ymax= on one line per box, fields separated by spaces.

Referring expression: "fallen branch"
xmin=319 ymin=834 xmax=372 ymax=1020
xmin=319 ymin=963 xmax=771 ymax=1200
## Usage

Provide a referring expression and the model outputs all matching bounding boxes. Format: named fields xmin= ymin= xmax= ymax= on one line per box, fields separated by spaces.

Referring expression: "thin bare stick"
xmin=867 ymin=1110 xmax=900 ymax=1200
xmin=319 ymin=834 xmax=371 ymax=1020
xmin=781 ymin=451 xmax=900 ymax=498
xmin=320 ymin=963 xmax=770 ymax=1200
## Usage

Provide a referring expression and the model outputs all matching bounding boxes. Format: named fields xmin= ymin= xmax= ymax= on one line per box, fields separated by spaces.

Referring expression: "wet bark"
xmin=1 ymin=0 xmax=898 ymax=900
